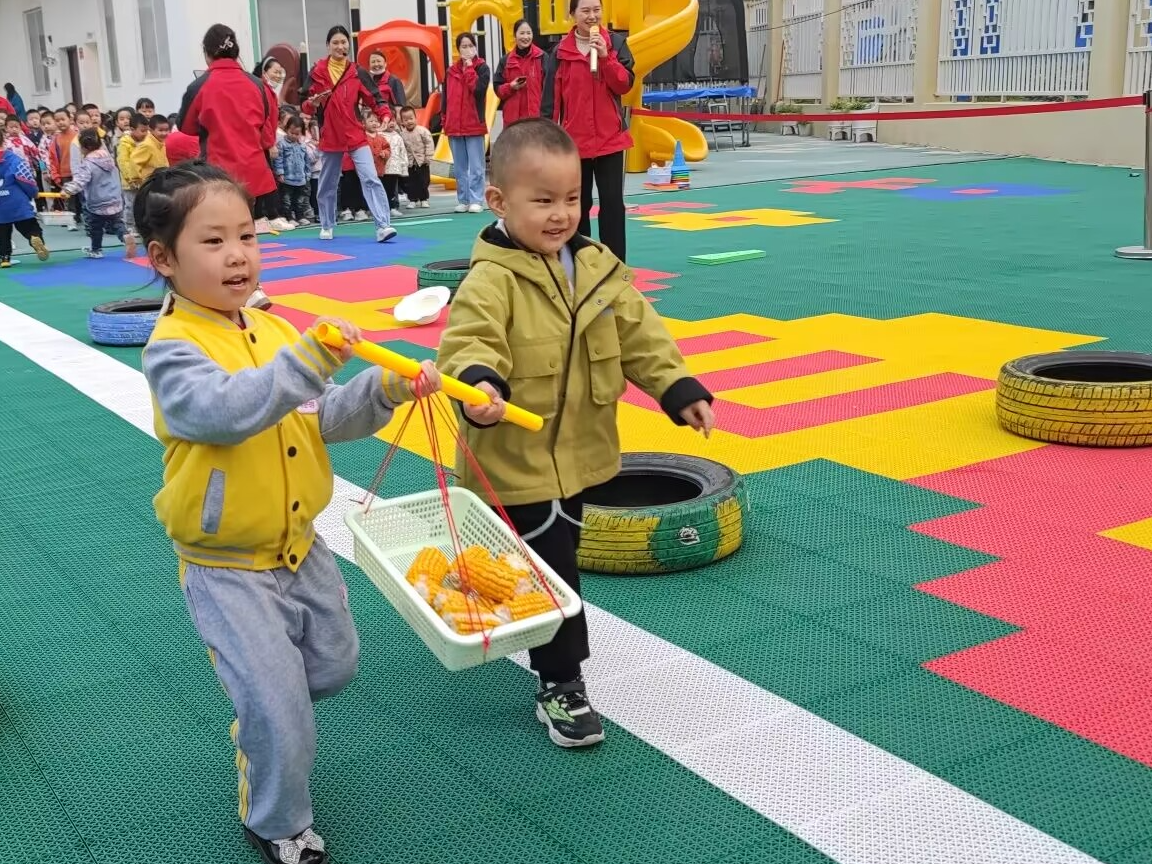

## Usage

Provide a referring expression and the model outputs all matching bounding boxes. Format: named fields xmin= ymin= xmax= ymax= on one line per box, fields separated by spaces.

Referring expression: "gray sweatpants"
xmin=182 ymin=535 xmax=359 ymax=840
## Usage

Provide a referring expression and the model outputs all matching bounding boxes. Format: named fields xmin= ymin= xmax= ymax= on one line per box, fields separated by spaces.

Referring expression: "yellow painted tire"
xmin=577 ymin=453 xmax=747 ymax=575
xmin=995 ymin=351 xmax=1152 ymax=447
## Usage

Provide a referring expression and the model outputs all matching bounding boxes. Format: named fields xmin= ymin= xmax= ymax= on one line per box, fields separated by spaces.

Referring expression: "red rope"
xmin=632 ymin=94 xmax=1142 ymax=125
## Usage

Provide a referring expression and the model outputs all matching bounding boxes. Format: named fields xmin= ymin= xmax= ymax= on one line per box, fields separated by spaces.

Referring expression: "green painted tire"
xmin=577 ymin=453 xmax=747 ymax=575
xmin=417 ymin=259 xmax=471 ymax=298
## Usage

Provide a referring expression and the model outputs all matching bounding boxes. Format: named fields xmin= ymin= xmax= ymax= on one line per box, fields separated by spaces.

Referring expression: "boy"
xmin=131 ymin=114 xmax=170 ymax=184
xmin=0 ymin=126 xmax=50 ymax=268
xmin=399 ymin=106 xmax=433 ymax=209
xmin=274 ymin=115 xmax=317 ymax=225
xmin=435 ymin=118 xmax=714 ymax=748
xmin=117 ymin=112 xmax=149 ymax=232
xmin=62 ymin=129 xmax=137 ymax=259
xmin=48 ymin=109 xmax=81 ymax=231
xmin=3 ymin=116 xmax=37 ymax=168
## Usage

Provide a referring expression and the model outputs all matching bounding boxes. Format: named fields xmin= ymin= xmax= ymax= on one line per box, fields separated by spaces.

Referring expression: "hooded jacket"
xmin=442 ymin=57 xmax=490 ymax=137
xmin=541 ymin=28 xmax=635 ymax=159
xmin=177 ymin=58 xmax=278 ymax=197
xmin=63 ymin=148 xmax=123 ymax=215
xmin=436 ymin=225 xmax=711 ymax=506
xmin=302 ymin=58 xmax=392 ymax=153
xmin=494 ymin=44 xmax=545 ymax=125
xmin=0 ymin=148 xmax=37 ymax=224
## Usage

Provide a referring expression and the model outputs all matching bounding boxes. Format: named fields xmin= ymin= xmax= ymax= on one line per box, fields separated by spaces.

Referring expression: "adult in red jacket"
xmin=493 ymin=20 xmax=545 ymax=126
xmin=302 ymin=24 xmax=395 ymax=242
xmin=541 ymin=0 xmax=635 ymax=261
xmin=441 ymin=32 xmax=490 ymax=212
xmin=177 ymin=25 xmax=286 ymax=231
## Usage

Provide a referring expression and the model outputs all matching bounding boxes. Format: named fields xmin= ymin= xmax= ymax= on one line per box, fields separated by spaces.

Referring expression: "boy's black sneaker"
xmin=243 ymin=826 xmax=328 ymax=864
xmin=535 ymin=677 xmax=606 ymax=748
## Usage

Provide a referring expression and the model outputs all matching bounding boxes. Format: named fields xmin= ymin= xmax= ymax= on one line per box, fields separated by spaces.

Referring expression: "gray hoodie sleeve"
xmin=318 ymin=367 xmax=414 ymax=443
xmin=142 ymin=334 xmax=343 ymax=445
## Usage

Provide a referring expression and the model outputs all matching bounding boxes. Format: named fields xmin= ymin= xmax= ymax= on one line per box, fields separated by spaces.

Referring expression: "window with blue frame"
xmin=951 ymin=0 xmax=971 ymax=58
xmin=1074 ymin=0 xmax=1094 ymax=48
xmin=979 ymin=0 xmax=1001 ymax=56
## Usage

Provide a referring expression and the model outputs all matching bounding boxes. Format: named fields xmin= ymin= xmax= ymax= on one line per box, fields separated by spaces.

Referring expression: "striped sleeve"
xmin=317 ymin=369 xmax=414 ymax=444
xmin=142 ymin=335 xmax=342 ymax=445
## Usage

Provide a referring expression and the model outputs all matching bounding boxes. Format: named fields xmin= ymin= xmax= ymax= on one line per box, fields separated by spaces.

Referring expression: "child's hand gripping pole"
xmin=314 ymin=323 xmax=544 ymax=432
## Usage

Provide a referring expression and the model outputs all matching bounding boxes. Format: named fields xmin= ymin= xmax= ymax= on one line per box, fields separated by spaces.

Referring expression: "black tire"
xmin=577 ymin=453 xmax=747 ymax=575
xmin=88 ymin=299 xmax=164 ymax=347
xmin=417 ymin=259 xmax=472 ymax=299
xmin=996 ymin=351 xmax=1152 ymax=447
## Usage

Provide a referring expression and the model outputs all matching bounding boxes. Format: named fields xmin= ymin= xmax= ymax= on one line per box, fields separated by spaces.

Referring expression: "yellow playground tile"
xmin=636 ymin=208 xmax=838 ymax=231
xmin=1101 ymin=517 xmax=1152 ymax=551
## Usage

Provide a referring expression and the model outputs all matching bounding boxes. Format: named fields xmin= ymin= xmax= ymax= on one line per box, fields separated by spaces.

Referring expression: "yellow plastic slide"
xmin=623 ymin=0 xmax=708 ymax=171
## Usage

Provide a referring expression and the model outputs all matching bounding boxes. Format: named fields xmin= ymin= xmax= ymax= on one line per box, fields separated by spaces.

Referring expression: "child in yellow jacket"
xmin=436 ymin=119 xmax=714 ymax=748
xmin=137 ymin=161 xmax=440 ymax=864
xmin=116 ymin=112 xmax=150 ymax=233
xmin=130 ymin=114 xmax=170 ymax=184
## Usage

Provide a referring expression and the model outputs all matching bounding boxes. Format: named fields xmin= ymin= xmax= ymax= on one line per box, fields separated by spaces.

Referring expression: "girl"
xmin=493 ymin=19 xmax=545 ymax=125
xmin=442 ymin=32 xmax=489 ymax=213
xmin=381 ymin=115 xmax=408 ymax=213
xmin=137 ymin=160 xmax=440 ymax=864
xmin=541 ymin=0 xmax=635 ymax=261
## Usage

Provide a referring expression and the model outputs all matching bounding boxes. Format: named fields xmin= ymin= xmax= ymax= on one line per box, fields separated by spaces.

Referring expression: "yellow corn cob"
xmin=443 ymin=611 xmax=505 ymax=634
xmin=451 ymin=545 xmax=491 ymax=575
xmin=406 ymin=547 xmax=450 ymax=585
xmin=504 ymin=591 xmax=557 ymax=621
xmin=460 ymin=555 xmax=536 ymax=603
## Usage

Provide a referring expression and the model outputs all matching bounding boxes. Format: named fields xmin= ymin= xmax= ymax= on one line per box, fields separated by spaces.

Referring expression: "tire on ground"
xmin=577 ymin=453 xmax=747 ymax=575
xmin=996 ymin=351 xmax=1152 ymax=447
xmin=87 ymin=299 xmax=164 ymax=347
xmin=416 ymin=259 xmax=472 ymax=299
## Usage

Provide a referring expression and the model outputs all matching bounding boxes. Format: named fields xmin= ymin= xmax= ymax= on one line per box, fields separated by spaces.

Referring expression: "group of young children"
xmin=136 ymin=113 xmax=714 ymax=864
xmin=0 ymin=98 xmax=174 ymax=264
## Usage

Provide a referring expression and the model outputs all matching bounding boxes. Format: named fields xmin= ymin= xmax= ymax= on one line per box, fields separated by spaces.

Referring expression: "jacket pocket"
xmin=508 ymin=340 xmax=564 ymax=419
xmin=586 ymin=314 xmax=626 ymax=405
xmin=200 ymin=468 xmax=225 ymax=535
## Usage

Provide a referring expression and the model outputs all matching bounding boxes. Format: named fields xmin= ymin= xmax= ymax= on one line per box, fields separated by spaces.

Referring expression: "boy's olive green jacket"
xmin=436 ymin=225 xmax=711 ymax=507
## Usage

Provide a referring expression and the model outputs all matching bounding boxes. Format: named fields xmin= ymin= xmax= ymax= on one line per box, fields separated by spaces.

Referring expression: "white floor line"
xmin=0 ymin=300 xmax=1102 ymax=864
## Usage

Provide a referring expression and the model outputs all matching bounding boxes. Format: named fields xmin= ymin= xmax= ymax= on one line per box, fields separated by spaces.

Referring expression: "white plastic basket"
xmin=345 ymin=487 xmax=582 ymax=671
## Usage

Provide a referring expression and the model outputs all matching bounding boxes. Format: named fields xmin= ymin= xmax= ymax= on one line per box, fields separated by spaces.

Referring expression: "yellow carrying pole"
xmin=314 ymin=323 xmax=544 ymax=432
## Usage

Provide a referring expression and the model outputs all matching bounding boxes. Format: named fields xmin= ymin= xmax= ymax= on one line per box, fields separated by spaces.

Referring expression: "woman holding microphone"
xmin=541 ymin=0 xmax=634 ymax=261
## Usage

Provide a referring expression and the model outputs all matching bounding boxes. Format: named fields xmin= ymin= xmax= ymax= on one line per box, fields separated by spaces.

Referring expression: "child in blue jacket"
xmin=0 ymin=125 xmax=49 ymax=267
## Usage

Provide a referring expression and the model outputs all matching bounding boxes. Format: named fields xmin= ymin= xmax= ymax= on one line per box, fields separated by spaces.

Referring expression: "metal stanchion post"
xmin=1116 ymin=90 xmax=1152 ymax=260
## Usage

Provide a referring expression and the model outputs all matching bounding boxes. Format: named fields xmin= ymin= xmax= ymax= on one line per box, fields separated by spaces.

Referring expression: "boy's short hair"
xmin=130 ymin=112 xmax=149 ymax=128
xmin=489 ymin=118 xmax=578 ymax=186
xmin=400 ymin=105 xmax=416 ymax=117
xmin=3 ymin=116 xmax=19 ymax=127
xmin=78 ymin=128 xmax=101 ymax=152
xmin=149 ymin=114 xmax=170 ymax=130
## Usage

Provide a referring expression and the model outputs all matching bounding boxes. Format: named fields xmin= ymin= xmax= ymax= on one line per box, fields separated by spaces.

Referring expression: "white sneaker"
xmin=254 ymin=218 xmax=273 ymax=234
xmin=269 ymin=217 xmax=295 ymax=232
xmin=339 ymin=209 xmax=354 ymax=222
xmin=419 ymin=201 xmax=430 ymax=208
xmin=376 ymin=226 xmax=397 ymax=242
xmin=319 ymin=228 xmax=334 ymax=240
xmin=354 ymin=209 xmax=370 ymax=221
xmin=467 ymin=203 xmax=483 ymax=213
xmin=454 ymin=204 xmax=467 ymax=213
xmin=405 ymin=201 xmax=416 ymax=209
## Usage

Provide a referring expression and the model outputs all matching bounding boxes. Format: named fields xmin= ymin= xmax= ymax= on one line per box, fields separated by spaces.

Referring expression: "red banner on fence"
xmin=632 ymin=94 xmax=1144 ymax=125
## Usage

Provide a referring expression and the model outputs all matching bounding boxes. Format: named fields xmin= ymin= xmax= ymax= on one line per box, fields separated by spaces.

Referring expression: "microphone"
xmin=589 ymin=25 xmax=599 ymax=74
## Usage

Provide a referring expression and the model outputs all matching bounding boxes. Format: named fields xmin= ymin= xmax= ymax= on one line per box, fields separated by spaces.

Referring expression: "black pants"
xmin=579 ymin=150 xmax=627 ymax=261
xmin=503 ymin=495 xmax=588 ymax=683
xmin=0 ymin=217 xmax=43 ymax=258
xmin=253 ymin=191 xmax=281 ymax=221
xmin=406 ymin=164 xmax=431 ymax=202
xmin=280 ymin=183 xmax=313 ymax=222
xmin=339 ymin=169 xmax=366 ymax=213
xmin=84 ymin=209 xmax=127 ymax=252
xmin=309 ymin=178 xmax=319 ymax=217
xmin=382 ymin=175 xmax=401 ymax=209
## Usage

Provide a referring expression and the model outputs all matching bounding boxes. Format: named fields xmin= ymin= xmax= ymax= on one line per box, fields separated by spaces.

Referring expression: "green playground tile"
xmin=744 ymin=481 xmax=822 ymax=513
xmin=830 ymin=481 xmax=980 ymax=526
xmin=705 ymin=538 xmax=901 ymax=614
xmin=703 ymin=620 xmax=910 ymax=705
xmin=1111 ymin=837 xmax=1152 ymax=864
xmin=717 ymin=832 xmax=836 ymax=864
xmin=814 ymin=589 xmax=1018 ymax=662
xmin=688 ymin=249 xmax=767 ymax=265
xmin=755 ymin=502 xmax=895 ymax=551
xmin=585 ymin=574 xmax=803 ymax=650
xmin=808 ymin=669 xmax=1047 ymax=774
xmin=945 ymin=728 xmax=1152 ymax=860
xmin=755 ymin=459 xmax=884 ymax=497
xmin=821 ymin=528 xmax=998 ymax=584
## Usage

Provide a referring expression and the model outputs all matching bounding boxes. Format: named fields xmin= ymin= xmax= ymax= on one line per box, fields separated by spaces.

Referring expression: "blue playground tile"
xmin=900 ymin=184 xmax=1070 ymax=201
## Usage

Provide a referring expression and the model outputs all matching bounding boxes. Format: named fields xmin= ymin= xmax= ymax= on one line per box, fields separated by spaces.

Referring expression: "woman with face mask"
xmin=493 ymin=19 xmax=544 ymax=125
xmin=301 ymin=24 xmax=396 ymax=243
xmin=255 ymin=56 xmax=287 ymax=103
xmin=541 ymin=0 xmax=634 ymax=261
xmin=366 ymin=50 xmax=406 ymax=109
xmin=441 ymin=32 xmax=490 ymax=213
